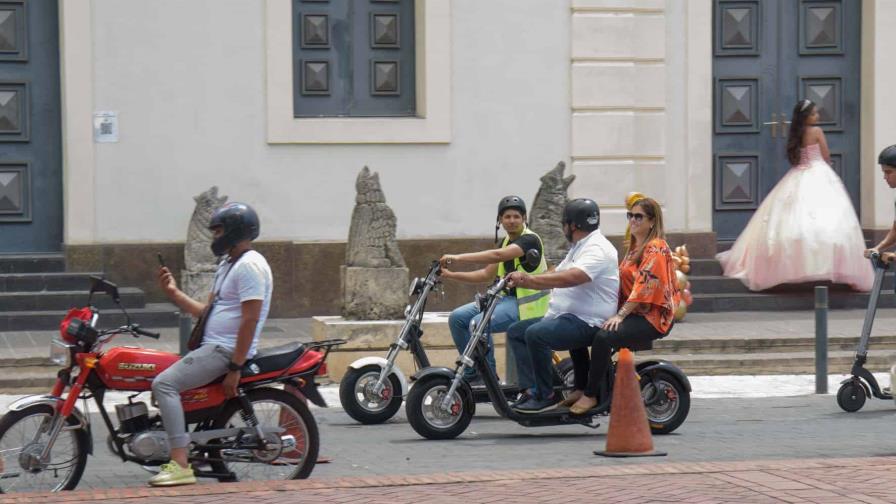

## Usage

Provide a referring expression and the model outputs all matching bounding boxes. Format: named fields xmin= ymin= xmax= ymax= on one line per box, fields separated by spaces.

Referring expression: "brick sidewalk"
xmin=3 ymin=456 xmax=895 ymax=504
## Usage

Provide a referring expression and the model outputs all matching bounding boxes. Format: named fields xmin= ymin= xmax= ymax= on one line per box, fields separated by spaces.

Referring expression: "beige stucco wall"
xmin=568 ymin=0 xmax=712 ymax=236
xmin=862 ymin=0 xmax=896 ymax=230
xmin=60 ymin=0 xmax=570 ymax=244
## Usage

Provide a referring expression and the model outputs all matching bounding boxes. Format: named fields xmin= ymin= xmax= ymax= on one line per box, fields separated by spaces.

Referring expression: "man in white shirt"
xmin=151 ymin=202 xmax=273 ymax=486
xmin=505 ymin=198 xmax=619 ymax=413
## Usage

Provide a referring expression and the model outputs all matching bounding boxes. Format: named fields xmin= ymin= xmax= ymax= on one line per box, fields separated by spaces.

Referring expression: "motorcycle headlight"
xmin=50 ymin=338 xmax=75 ymax=367
xmin=408 ymin=277 xmax=420 ymax=297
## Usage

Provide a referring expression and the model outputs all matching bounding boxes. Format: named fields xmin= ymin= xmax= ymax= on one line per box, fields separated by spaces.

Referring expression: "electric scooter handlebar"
xmin=868 ymin=251 xmax=891 ymax=271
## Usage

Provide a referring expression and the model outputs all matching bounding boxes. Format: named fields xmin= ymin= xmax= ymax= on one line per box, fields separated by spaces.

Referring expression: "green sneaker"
xmin=147 ymin=461 xmax=196 ymax=487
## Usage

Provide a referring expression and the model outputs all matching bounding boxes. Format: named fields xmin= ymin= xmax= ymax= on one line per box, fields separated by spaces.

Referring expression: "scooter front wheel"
xmin=406 ymin=375 xmax=473 ymax=440
xmin=837 ymin=381 xmax=867 ymax=412
xmin=339 ymin=365 xmax=403 ymax=424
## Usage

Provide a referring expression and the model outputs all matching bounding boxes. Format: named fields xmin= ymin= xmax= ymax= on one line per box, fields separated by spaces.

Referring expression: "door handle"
xmin=762 ymin=113 xmax=778 ymax=138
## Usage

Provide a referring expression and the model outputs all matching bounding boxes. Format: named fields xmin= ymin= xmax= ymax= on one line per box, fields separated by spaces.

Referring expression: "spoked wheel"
xmin=339 ymin=365 xmax=403 ymax=424
xmin=640 ymin=371 xmax=690 ymax=435
xmin=837 ymin=381 xmax=867 ymax=412
xmin=405 ymin=375 xmax=473 ymax=440
xmin=210 ymin=388 xmax=319 ymax=481
xmin=0 ymin=404 xmax=90 ymax=493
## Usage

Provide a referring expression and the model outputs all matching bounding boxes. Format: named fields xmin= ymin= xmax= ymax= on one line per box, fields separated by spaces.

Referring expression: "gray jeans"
xmin=151 ymin=344 xmax=232 ymax=449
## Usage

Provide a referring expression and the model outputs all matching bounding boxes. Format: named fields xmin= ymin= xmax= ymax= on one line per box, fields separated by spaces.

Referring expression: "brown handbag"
xmin=187 ymin=251 xmax=248 ymax=351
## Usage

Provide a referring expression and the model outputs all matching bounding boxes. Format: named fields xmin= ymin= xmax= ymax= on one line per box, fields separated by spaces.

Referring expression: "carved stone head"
xmin=355 ymin=166 xmax=386 ymax=204
xmin=540 ymin=161 xmax=575 ymax=194
xmin=193 ymin=186 xmax=228 ymax=216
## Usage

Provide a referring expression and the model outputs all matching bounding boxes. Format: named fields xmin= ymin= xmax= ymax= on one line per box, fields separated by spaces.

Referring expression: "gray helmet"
xmin=880 ymin=145 xmax=896 ymax=167
xmin=562 ymin=198 xmax=600 ymax=232
xmin=497 ymin=195 xmax=526 ymax=217
xmin=208 ymin=202 xmax=260 ymax=256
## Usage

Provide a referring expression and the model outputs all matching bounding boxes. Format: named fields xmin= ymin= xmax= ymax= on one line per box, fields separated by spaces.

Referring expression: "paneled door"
xmin=712 ymin=0 xmax=861 ymax=242
xmin=0 ymin=0 xmax=62 ymax=253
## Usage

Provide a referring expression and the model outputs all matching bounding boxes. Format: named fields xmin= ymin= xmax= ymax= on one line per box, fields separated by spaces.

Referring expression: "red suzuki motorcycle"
xmin=0 ymin=277 xmax=344 ymax=493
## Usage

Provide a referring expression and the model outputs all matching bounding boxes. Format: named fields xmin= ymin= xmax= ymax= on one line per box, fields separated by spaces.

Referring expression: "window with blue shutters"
xmin=293 ymin=0 xmax=416 ymax=118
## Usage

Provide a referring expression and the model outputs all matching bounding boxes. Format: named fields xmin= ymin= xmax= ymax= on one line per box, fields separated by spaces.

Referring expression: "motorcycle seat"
xmin=241 ymin=342 xmax=306 ymax=376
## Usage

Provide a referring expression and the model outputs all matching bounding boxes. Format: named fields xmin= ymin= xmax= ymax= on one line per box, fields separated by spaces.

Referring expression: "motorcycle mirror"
xmin=89 ymin=276 xmax=121 ymax=303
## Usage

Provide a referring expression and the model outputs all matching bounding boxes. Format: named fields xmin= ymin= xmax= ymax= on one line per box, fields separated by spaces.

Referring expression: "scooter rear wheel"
xmin=339 ymin=365 xmax=403 ymax=424
xmin=837 ymin=381 xmax=867 ymax=412
xmin=641 ymin=370 xmax=690 ymax=435
xmin=406 ymin=375 xmax=473 ymax=440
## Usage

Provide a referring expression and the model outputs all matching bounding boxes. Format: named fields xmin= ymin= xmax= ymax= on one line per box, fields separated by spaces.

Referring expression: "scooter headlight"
xmin=50 ymin=338 xmax=75 ymax=367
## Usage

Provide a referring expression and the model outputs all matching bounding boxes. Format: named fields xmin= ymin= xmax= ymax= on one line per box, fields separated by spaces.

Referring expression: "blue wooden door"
xmin=0 ymin=0 xmax=62 ymax=253
xmin=712 ymin=0 xmax=861 ymax=242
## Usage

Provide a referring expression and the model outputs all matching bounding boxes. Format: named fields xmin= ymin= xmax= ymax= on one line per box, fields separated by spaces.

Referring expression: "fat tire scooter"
xmin=339 ymin=261 xmax=575 ymax=424
xmin=837 ymin=252 xmax=893 ymax=412
xmin=404 ymin=276 xmax=691 ymax=440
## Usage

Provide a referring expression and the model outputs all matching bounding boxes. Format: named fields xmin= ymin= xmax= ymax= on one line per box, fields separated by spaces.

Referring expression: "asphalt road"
xmin=3 ymin=392 xmax=895 ymax=492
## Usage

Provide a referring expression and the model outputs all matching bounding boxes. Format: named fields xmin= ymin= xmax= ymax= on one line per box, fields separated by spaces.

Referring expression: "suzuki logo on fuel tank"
xmin=117 ymin=363 xmax=157 ymax=371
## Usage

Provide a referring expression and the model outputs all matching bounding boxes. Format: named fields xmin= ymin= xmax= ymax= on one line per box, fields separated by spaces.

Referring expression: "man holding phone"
xmin=151 ymin=202 xmax=273 ymax=487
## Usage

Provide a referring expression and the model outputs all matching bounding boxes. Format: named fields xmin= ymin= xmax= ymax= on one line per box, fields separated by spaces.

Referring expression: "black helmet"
xmin=497 ymin=195 xmax=526 ymax=217
xmin=562 ymin=198 xmax=600 ymax=232
xmin=208 ymin=202 xmax=260 ymax=256
xmin=880 ymin=145 xmax=896 ymax=167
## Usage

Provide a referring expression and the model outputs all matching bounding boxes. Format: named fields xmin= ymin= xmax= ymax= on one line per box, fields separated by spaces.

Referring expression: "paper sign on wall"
xmin=93 ymin=111 xmax=119 ymax=143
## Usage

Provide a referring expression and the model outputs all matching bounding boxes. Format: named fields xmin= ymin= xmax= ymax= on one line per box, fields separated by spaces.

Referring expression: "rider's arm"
xmin=158 ymin=267 xmax=209 ymax=317
xmin=443 ymin=263 xmax=498 ymax=284
xmin=450 ymin=244 xmax=524 ymax=265
xmin=872 ymin=221 xmax=896 ymax=252
xmin=513 ymin=267 xmax=590 ymax=290
xmin=231 ymin=299 xmax=262 ymax=366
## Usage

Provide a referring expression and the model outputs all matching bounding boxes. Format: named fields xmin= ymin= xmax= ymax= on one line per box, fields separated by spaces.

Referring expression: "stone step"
xmin=0 ymin=303 xmax=180 ymax=331
xmin=0 ymin=254 xmax=65 ymax=274
xmin=0 ymin=287 xmax=146 ymax=312
xmin=0 ymin=272 xmax=106 ymax=292
xmin=645 ymin=350 xmax=896 ymax=376
xmin=689 ymin=291 xmax=896 ymax=313
xmin=687 ymin=259 xmax=723 ymax=277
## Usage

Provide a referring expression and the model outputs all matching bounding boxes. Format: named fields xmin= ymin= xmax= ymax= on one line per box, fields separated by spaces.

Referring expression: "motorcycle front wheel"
xmin=405 ymin=375 xmax=473 ymax=440
xmin=210 ymin=388 xmax=319 ymax=481
xmin=0 ymin=404 xmax=90 ymax=493
xmin=339 ymin=364 xmax=403 ymax=424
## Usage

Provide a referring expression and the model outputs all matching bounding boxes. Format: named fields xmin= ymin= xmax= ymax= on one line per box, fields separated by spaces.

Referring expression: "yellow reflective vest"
xmin=496 ymin=227 xmax=550 ymax=320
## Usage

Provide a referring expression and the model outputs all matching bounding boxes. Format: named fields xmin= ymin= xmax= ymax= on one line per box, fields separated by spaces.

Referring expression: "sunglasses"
xmin=626 ymin=212 xmax=646 ymax=222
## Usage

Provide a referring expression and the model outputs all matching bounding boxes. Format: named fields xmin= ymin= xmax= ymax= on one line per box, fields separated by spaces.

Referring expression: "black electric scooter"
xmin=836 ymin=252 xmax=893 ymax=412
xmin=340 ymin=261 xmax=575 ymax=424
xmin=404 ymin=275 xmax=692 ymax=440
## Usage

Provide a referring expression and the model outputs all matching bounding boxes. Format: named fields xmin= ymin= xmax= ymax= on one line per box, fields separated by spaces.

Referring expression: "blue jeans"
xmin=507 ymin=314 xmax=594 ymax=400
xmin=448 ymin=296 xmax=519 ymax=378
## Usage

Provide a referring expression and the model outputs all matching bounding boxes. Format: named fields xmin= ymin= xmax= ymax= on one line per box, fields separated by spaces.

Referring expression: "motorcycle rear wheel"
xmin=0 ymin=404 xmax=90 ymax=494
xmin=210 ymin=388 xmax=319 ymax=481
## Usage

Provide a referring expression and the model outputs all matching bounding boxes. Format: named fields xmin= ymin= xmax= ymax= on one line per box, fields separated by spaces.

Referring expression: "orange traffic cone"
xmin=594 ymin=348 xmax=666 ymax=457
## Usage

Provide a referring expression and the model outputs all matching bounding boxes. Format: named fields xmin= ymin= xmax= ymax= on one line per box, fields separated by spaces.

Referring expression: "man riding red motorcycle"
xmin=151 ymin=202 xmax=272 ymax=486
xmin=0 ymin=202 xmax=344 ymax=494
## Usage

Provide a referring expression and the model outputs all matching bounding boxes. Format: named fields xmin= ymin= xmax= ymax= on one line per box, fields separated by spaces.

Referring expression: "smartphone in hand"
xmin=157 ymin=253 xmax=167 ymax=269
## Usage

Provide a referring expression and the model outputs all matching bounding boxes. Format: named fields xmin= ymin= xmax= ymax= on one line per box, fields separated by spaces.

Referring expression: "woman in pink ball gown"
xmin=717 ymin=99 xmax=873 ymax=292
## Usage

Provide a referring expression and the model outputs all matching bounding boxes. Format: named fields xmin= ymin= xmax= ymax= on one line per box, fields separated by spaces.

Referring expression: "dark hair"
xmin=786 ymin=99 xmax=815 ymax=166
xmin=625 ymin=198 xmax=664 ymax=264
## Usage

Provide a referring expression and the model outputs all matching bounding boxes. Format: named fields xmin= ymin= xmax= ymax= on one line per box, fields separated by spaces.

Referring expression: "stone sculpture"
xmin=529 ymin=161 xmax=576 ymax=265
xmin=342 ymin=167 xmax=408 ymax=320
xmin=181 ymin=186 xmax=227 ymax=301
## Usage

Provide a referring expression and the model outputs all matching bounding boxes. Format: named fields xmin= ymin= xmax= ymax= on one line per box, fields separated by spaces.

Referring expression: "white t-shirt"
xmin=202 ymin=250 xmax=273 ymax=358
xmin=543 ymin=229 xmax=619 ymax=327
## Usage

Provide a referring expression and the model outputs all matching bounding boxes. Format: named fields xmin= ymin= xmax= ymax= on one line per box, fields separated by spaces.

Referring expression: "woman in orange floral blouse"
xmin=569 ymin=197 xmax=680 ymax=414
